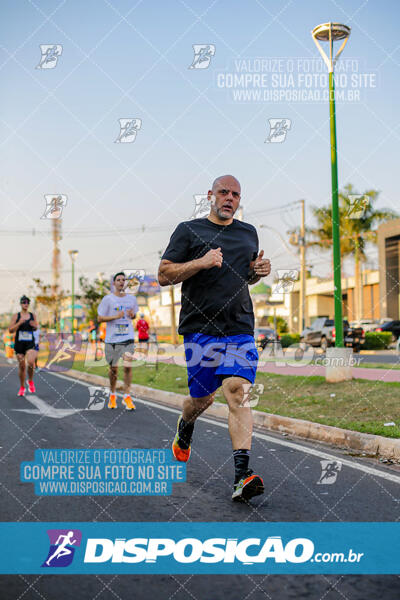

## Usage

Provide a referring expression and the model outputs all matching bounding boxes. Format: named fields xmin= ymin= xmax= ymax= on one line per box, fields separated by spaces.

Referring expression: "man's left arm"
xmin=248 ymin=250 xmax=271 ymax=284
xmin=127 ymin=297 xmax=138 ymax=320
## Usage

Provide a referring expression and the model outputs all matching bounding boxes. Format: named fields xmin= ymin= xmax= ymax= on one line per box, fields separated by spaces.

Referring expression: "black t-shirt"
xmin=162 ymin=218 xmax=259 ymax=336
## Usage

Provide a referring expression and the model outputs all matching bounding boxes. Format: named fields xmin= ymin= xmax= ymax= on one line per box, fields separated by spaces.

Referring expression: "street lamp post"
xmin=69 ymin=250 xmax=79 ymax=337
xmin=312 ymin=22 xmax=351 ymax=348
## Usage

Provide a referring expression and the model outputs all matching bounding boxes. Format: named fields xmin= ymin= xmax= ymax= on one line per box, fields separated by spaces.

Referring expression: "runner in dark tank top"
xmin=9 ymin=295 xmax=38 ymax=396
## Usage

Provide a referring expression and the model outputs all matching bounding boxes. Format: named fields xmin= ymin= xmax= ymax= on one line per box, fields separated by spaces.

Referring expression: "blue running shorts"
xmin=183 ymin=333 xmax=259 ymax=398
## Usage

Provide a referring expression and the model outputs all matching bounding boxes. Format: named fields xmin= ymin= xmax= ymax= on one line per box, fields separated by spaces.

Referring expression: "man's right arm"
xmin=158 ymin=257 xmax=204 ymax=286
xmin=98 ymin=314 xmax=121 ymax=323
xmin=97 ymin=298 xmax=123 ymax=323
xmin=158 ymin=248 xmax=223 ymax=286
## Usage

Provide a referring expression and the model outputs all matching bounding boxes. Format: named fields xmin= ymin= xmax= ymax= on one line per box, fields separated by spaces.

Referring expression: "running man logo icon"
xmin=265 ymin=119 xmax=292 ymax=143
xmin=272 ymin=270 xmax=299 ymax=294
xmin=42 ymin=529 xmax=82 ymax=567
xmin=190 ymin=194 xmax=212 ymax=219
xmin=115 ymin=118 xmax=142 ymax=143
xmin=43 ymin=334 xmax=82 ymax=372
xmin=123 ymin=269 xmax=146 ymax=294
xmin=36 ymin=45 xmax=63 ymax=69
xmin=347 ymin=195 xmax=370 ymax=219
xmin=240 ymin=383 xmax=264 ymax=408
xmin=87 ymin=386 xmax=108 ymax=410
xmin=317 ymin=460 xmax=342 ymax=485
xmin=41 ymin=195 xmax=67 ymax=219
xmin=188 ymin=44 xmax=216 ymax=69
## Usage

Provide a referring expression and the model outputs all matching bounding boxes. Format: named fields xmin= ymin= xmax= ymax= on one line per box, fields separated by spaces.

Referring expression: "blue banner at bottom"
xmin=0 ymin=522 xmax=398 ymax=574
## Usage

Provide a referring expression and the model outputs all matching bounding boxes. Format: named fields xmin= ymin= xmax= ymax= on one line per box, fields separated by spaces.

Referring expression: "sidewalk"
xmin=258 ymin=361 xmax=400 ymax=382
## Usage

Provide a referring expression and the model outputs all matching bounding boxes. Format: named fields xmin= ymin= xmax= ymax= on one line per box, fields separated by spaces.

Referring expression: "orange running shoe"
xmin=122 ymin=395 xmax=136 ymax=411
xmin=172 ymin=416 xmax=192 ymax=462
xmin=108 ymin=394 xmax=117 ymax=409
xmin=232 ymin=469 xmax=264 ymax=502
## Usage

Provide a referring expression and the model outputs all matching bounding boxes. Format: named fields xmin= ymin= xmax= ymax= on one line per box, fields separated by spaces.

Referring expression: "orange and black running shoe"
xmin=172 ymin=415 xmax=192 ymax=462
xmin=232 ymin=469 xmax=264 ymax=502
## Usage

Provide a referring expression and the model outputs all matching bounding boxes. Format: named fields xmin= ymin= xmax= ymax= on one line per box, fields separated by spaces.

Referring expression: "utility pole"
xmin=51 ymin=217 xmax=62 ymax=331
xmin=69 ymin=250 xmax=79 ymax=338
xmin=299 ymin=199 xmax=307 ymax=333
xmin=71 ymin=259 xmax=75 ymax=334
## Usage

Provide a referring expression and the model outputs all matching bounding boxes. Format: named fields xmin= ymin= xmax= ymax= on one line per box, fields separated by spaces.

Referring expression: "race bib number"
xmin=115 ymin=323 xmax=129 ymax=336
xmin=19 ymin=331 xmax=33 ymax=342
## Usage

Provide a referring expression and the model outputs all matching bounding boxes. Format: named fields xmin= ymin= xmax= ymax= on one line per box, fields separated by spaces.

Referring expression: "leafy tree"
xmin=32 ymin=278 xmax=57 ymax=308
xmin=250 ymin=281 xmax=271 ymax=295
xmin=79 ymin=274 xmax=110 ymax=324
xmin=32 ymin=278 xmax=68 ymax=327
xmin=290 ymin=184 xmax=397 ymax=320
xmin=267 ymin=315 xmax=288 ymax=334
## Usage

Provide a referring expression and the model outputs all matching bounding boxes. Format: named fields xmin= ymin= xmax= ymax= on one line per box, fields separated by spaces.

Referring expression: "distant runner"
xmin=136 ymin=313 xmax=150 ymax=349
xmin=158 ymin=175 xmax=271 ymax=502
xmin=88 ymin=321 xmax=97 ymax=349
xmin=9 ymin=295 xmax=38 ymax=396
xmin=97 ymin=272 xmax=138 ymax=410
xmin=3 ymin=329 xmax=14 ymax=361
xmin=33 ymin=325 xmax=40 ymax=372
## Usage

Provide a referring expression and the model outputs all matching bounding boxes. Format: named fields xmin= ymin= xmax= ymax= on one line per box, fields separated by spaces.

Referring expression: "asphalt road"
xmin=0 ymin=355 xmax=399 ymax=599
xmin=289 ymin=347 xmax=400 ymax=366
xmin=358 ymin=352 xmax=400 ymax=365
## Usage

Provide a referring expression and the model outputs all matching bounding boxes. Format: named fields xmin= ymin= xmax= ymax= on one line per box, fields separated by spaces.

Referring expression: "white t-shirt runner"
xmin=33 ymin=328 xmax=40 ymax=346
xmin=97 ymin=293 xmax=138 ymax=344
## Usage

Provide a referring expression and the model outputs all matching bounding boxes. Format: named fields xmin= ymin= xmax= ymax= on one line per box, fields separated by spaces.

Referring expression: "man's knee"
xmin=197 ymin=394 xmax=214 ymax=409
xmin=222 ymin=377 xmax=246 ymax=408
xmin=123 ymin=365 xmax=132 ymax=377
xmin=190 ymin=393 xmax=215 ymax=412
xmin=122 ymin=351 xmax=134 ymax=365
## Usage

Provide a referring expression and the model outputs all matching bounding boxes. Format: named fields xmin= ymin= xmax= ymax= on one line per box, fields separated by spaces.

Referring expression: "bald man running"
xmin=158 ymin=175 xmax=271 ymax=502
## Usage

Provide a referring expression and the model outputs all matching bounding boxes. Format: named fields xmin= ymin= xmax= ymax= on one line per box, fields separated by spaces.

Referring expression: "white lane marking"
xmin=48 ymin=371 xmax=400 ymax=485
xmin=13 ymin=394 xmax=83 ymax=419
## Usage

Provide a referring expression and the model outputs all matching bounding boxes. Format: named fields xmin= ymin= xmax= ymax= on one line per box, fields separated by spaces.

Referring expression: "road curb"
xmin=65 ymin=368 xmax=400 ymax=461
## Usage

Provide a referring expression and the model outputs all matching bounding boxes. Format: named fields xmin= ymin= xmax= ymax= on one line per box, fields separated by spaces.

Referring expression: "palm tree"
xmin=291 ymin=185 xmax=397 ymax=321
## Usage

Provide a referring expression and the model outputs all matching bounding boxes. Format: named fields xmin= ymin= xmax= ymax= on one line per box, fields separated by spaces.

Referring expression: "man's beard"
xmin=215 ymin=206 xmax=236 ymax=220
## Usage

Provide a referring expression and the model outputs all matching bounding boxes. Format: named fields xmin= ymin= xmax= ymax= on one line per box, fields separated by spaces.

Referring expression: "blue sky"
xmin=1 ymin=0 xmax=399 ymax=312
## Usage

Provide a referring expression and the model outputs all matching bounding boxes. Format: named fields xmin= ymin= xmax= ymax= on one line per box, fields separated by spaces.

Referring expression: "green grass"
xmin=66 ymin=355 xmax=400 ymax=439
xmin=354 ymin=361 xmax=400 ymax=370
xmin=236 ymin=372 xmax=400 ymax=439
xmin=71 ymin=356 xmax=191 ymax=396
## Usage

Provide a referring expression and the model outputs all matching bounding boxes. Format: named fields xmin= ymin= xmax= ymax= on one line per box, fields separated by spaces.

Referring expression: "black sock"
xmin=233 ymin=449 xmax=250 ymax=483
xmin=178 ymin=417 xmax=194 ymax=450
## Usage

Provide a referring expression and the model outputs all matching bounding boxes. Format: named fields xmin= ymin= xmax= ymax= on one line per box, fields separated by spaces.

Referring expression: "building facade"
xmin=378 ymin=218 xmax=400 ymax=320
xmin=287 ymin=270 xmax=380 ymax=332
